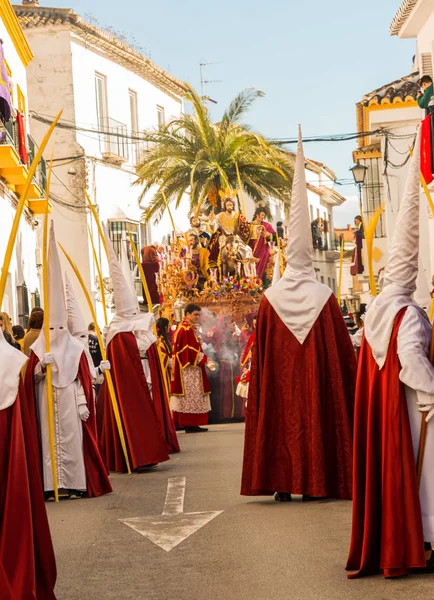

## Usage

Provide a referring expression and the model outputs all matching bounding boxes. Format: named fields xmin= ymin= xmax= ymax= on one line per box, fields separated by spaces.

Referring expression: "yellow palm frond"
xmin=365 ymin=205 xmax=385 ymax=297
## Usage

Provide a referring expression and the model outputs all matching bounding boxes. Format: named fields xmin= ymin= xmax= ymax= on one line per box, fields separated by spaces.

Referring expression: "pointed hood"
xmin=103 ymin=223 xmax=138 ymax=318
xmin=65 ymin=271 xmax=87 ymax=337
xmin=65 ymin=272 xmax=97 ymax=379
xmin=0 ymin=329 xmax=27 ymax=410
xmin=31 ymin=222 xmax=84 ymax=387
xmin=103 ymin=223 xmax=155 ymax=346
xmin=271 ymin=247 xmax=281 ymax=286
xmin=365 ymin=128 xmax=425 ymax=368
xmin=383 ymin=131 xmax=421 ymax=293
xmin=265 ymin=126 xmax=332 ymax=344
xmin=121 ymin=240 xmax=138 ymax=307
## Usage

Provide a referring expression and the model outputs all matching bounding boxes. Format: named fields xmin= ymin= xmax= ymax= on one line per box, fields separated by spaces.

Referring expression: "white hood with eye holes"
xmin=31 ymin=222 xmax=84 ymax=388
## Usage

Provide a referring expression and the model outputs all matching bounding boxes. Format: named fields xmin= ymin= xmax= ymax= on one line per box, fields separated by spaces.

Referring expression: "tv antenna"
xmin=200 ymin=62 xmax=222 ymax=103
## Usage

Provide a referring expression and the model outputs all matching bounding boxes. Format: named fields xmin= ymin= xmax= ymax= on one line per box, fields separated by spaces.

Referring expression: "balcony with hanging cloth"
xmin=0 ymin=119 xmax=48 ymax=213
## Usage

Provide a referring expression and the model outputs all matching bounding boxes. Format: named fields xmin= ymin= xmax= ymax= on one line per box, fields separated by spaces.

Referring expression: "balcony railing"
xmin=99 ymin=117 xmax=129 ymax=161
xmin=0 ymin=121 xmax=47 ymax=195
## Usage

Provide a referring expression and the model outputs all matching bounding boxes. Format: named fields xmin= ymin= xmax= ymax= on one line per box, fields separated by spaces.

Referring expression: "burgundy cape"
xmin=249 ymin=221 xmax=275 ymax=280
xmin=0 ymin=382 xmax=57 ymax=599
xmin=346 ymin=309 xmax=426 ymax=578
xmin=25 ymin=352 xmax=112 ymax=498
xmin=147 ymin=343 xmax=180 ymax=454
xmin=241 ymin=295 xmax=356 ymax=499
xmin=99 ymin=332 xmax=170 ymax=472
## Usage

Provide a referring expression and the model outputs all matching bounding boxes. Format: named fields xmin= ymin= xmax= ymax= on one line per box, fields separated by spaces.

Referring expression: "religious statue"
xmin=220 ymin=235 xmax=257 ymax=279
xmin=208 ymin=190 xmax=254 ymax=278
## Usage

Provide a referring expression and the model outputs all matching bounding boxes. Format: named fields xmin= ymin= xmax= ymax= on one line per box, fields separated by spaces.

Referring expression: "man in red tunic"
xmin=170 ymin=304 xmax=213 ymax=433
xmin=98 ymin=226 xmax=174 ymax=473
xmin=347 ymin=130 xmax=434 ymax=578
xmin=241 ymin=127 xmax=356 ymax=501
xmin=0 ymin=329 xmax=57 ymax=598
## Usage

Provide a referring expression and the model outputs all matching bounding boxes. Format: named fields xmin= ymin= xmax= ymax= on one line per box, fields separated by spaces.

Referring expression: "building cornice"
xmin=390 ymin=0 xmax=419 ymax=36
xmin=14 ymin=5 xmax=186 ymax=100
xmin=0 ymin=0 xmax=33 ymax=67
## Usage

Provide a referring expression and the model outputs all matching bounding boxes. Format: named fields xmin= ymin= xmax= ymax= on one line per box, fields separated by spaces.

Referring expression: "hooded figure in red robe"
xmin=24 ymin=222 xmax=112 ymax=500
xmin=241 ymin=127 xmax=356 ymax=501
xmin=0 ymin=330 xmax=57 ymax=599
xmin=347 ymin=129 xmax=434 ymax=578
xmin=98 ymin=228 xmax=175 ymax=473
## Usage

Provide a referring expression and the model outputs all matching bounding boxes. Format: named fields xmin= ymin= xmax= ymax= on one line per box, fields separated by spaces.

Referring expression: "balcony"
xmin=0 ymin=119 xmax=48 ymax=214
xmin=100 ymin=118 xmax=129 ymax=166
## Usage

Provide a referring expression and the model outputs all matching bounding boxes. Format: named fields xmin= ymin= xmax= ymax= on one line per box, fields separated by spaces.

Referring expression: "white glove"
xmin=41 ymin=352 xmax=54 ymax=367
xmin=201 ymin=343 xmax=209 ymax=352
xmin=417 ymin=401 xmax=434 ymax=423
xmin=78 ymin=404 xmax=90 ymax=422
xmin=99 ymin=360 xmax=111 ymax=372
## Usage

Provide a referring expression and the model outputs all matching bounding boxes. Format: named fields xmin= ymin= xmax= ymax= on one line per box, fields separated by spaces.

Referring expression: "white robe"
xmin=35 ymin=363 xmax=87 ymax=492
xmin=397 ymin=306 xmax=434 ymax=541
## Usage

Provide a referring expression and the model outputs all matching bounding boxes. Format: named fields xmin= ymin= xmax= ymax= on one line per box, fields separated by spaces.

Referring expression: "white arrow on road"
xmin=119 ymin=477 xmax=223 ymax=552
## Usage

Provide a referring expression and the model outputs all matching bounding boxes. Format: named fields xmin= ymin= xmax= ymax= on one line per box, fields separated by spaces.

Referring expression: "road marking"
xmin=119 ymin=477 xmax=223 ymax=552
xmin=162 ymin=476 xmax=186 ymax=515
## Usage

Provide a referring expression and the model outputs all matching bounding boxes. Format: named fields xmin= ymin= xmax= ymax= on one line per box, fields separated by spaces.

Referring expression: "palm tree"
xmin=136 ymin=83 xmax=293 ymax=223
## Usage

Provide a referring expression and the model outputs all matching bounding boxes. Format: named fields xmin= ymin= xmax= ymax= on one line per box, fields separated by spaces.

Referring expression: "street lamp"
xmin=350 ymin=162 xmax=368 ymax=218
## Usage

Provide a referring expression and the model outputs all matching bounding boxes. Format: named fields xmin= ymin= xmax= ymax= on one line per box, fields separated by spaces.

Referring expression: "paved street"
xmin=49 ymin=423 xmax=433 ymax=600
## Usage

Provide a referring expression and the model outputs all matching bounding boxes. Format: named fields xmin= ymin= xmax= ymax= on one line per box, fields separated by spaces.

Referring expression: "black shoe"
xmin=185 ymin=426 xmax=209 ymax=433
xmin=274 ymin=492 xmax=292 ymax=502
xmin=136 ymin=463 xmax=159 ymax=472
xmin=69 ymin=490 xmax=84 ymax=500
xmin=44 ymin=492 xmax=55 ymax=502
xmin=302 ymin=495 xmax=328 ymax=502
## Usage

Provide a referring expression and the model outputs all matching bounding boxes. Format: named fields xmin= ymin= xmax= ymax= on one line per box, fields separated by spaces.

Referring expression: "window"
xmin=108 ymin=220 xmax=140 ymax=271
xmin=421 ymin=53 xmax=433 ymax=78
xmin=157 ymin=105 xmax=165 ymax=128
xmin=360 ymin=157 xmax=386 ymax=238
xmin=95 ymin=73 xmax=108 ymax=151
xmin=129 ymin=90 xmax=139 ymax=163
xmin=129 ymin=90 xmax=138 ymax=134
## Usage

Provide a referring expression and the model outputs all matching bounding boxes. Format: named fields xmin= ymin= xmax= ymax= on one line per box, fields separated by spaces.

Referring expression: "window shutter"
xmin=421 ymin=53 xmax=433 ymax=78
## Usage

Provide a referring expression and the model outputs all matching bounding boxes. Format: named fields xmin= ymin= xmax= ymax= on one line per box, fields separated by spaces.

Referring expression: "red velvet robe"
xmin=24 ymin=352 xmax=112 ymax=498
xmin=346 ymin=308 xmax=426 ymax=578
xmin=98 ymin=332 xmax=170 ymax=473
xmin=147 ymin=343 xmax=180 ymax=454
xmin=241 ymin=295 xmax=356 ymax=499
xmin=0 ymin=382 xmax=57 ymax=599
xmin=170 ymin=319 xmax=211 ymax=397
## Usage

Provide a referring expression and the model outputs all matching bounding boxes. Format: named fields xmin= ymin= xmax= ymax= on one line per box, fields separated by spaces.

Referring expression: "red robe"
xmin=141 ymin=245 xmax=160 ymax=305
xmin=99 ymin=332 xmax=170 ymax=472
xmin=24 ymin=352 xmax=112 ymax=498
xmin=346 ymin=308 xmax=426 ymax=578
xmin=171 ymin=319 xmax=211 ymax=427
xmin=170 ymin=320 xmax=211 ymax=397
xmin=147 ymin=343 xmax=180 ymax=454
xmin=0 ymin=382 xmax=57 ymax=599
xmin=241 ymin=295 xmax=356 ymax=499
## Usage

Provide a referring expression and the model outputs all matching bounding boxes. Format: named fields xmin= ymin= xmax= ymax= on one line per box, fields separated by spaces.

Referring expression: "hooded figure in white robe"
xmin=30 ymin=223 xmax=90 ymax=497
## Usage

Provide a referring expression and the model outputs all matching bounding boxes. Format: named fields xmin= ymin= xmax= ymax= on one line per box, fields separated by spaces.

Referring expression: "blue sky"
xmin=35 ymin=0 xmax=414 ymax=225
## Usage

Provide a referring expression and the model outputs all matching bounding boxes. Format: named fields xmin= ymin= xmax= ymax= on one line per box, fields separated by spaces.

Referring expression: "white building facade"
xmin=15 ymin=2 xmax=189 ymax=322
xmin=0 ymin=0 xmax=46 ymax=325
xmin=349 ymin=0 xmax=434 ymax=307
